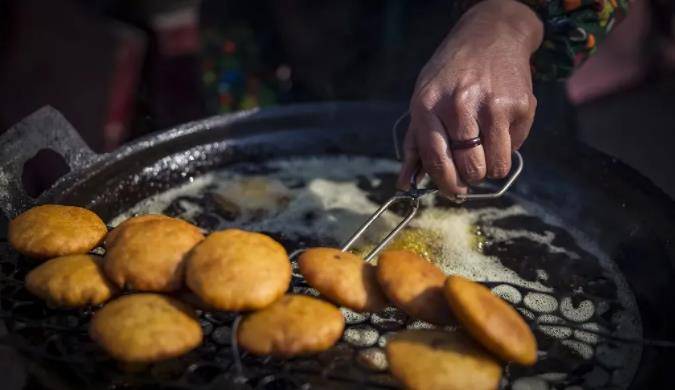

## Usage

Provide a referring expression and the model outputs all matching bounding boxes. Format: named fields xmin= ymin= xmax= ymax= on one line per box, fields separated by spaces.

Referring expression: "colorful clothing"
xmin=458 ymin=0 xmax=630 ymax=80
xmin=528 ymin=0 xmax=629 ymax=80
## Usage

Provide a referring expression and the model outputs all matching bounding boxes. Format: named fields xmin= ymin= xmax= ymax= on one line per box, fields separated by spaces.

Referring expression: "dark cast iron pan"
xmin=0 ymin=103 xmax=674 ymax=389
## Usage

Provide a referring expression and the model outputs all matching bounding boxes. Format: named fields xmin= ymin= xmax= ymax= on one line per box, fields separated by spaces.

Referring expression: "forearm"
xmin=454 ymin=0 xmax=630 ymax=80
xmin=456 ymin=0 xmax=544 ymax=55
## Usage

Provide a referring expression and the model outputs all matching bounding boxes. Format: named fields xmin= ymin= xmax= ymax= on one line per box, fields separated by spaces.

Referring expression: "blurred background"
xmin=0 ymin=0 xmax=674 ymax=196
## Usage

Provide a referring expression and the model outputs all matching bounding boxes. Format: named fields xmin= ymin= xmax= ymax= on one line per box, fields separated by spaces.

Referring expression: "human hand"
xmin=398 ymin=0 xmax=544 ymax=196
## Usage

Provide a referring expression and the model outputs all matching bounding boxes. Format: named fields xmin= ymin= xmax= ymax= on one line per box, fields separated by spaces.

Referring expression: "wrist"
xmin=460 ymin=0 xmax=544 ymax=54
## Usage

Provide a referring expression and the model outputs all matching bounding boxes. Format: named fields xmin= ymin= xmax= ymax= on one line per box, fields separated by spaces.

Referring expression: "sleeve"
xmin=453 ymin=0 xmax=630 ymax=81
xmin=526 ymin=0 xmax=630 ymax=81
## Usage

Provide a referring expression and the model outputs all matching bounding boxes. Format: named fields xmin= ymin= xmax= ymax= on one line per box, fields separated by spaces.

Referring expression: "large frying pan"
xmin=1 ymin=103 xmax=674 ymax=389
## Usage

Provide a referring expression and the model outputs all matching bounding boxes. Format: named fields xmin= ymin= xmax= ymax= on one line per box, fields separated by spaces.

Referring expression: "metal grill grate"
xmin=0 ymin=175 xmax=645 ymax=390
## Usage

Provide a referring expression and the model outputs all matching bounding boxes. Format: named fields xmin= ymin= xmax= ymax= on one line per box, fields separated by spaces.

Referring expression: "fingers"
xmin=510 ymin=94 xmax=537 ymax=151
xmin=413 ymin=111 xmax=467 ymax=195
xmin=481 ymin=105 xmax=512 ymax=179
xmin=479 ymin=92 xmax=536 ymax=178
xmin=436 ymin=92 xmax=487 ymax=184
xmin=396 ymin=128 xmax=419 ymax=191
xmin=401 ymin=87 xmax=536 ymax=194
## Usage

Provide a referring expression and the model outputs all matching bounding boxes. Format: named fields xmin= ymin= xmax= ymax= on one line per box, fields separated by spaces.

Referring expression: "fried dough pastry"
xmin=376 ymin=250 xmax=452 ymax=325
xmin=104 ymin=218 xmax=204 ymax=292
xmin=444 ymin=275 xmax=538 ymax=365
xmin=298 ymin=247 xmax=388 ymax=312
xmin=386 ymin=330 xmax=502 ymax=390
xmin=9 ymin=205 xmax=107 ymax=259
xmin=185 ymin=229 xmax=291 ymax=311
xmin=90 ymin=294 xmax=202 ymax=363
xmin=237 ymin=294 xmax=344 ymax=357
xmin=25 ymin=254 xmax=116 ymax=307
xmin=105 ymin=214 xmax=174 ymax=247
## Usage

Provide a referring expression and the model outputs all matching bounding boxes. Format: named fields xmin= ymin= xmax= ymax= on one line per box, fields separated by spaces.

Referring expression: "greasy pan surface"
xmin=1 ymin=103 xmax=674 ymax=389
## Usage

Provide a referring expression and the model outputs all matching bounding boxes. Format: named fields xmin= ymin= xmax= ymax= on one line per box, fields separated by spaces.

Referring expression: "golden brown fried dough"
xmin=9 ymin=205 xmax=107 ymax=259
xmin=105 ymin=214 xmax=173 ymax=247
xmin=90 ymin=294 xmax=202 ymax=363
xmin=444 ymin=275 xmax=538 ymax=365
xmin=104 ymin=218 xmax=204 ymax=292
xmin=237 ymin=294 xmax=344 ymax=357
xmin=25 ymin=254 xmax=116 ymax=307
xmin=298 ymin=247 xmax=388 ymax=312
xmin=185 ymin=229 xmax=291 ymax=311
xmin=386 ymin=330 xmax=502 ymax=390
xmin=376 ymin=250 xmax=452 ymax=325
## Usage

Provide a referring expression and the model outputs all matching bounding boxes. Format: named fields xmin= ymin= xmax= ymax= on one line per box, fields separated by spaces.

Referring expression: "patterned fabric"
xmin=457 ymin=0 xmax=630 ymax=80
xmin=527 ymin=0 xmax=630 ymax=80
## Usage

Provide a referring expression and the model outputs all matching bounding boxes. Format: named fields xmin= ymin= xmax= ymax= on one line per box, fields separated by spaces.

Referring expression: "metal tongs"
xmin=341 ymin=112 xmax=524 ymax=261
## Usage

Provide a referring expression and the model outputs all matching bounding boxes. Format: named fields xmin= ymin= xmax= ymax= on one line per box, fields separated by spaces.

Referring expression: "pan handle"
xmin=0 ymin=106 xmax=97 ymax=218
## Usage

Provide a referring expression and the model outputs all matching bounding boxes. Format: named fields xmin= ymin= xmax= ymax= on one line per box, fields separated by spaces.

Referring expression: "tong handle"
xmin=406 ymin=150 xmax=524 ymax=202
xmin=457 ymin=150 xmax=524 ymax=200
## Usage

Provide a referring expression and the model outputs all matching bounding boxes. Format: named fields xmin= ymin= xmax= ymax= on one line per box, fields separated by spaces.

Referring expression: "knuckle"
xmin=511 ymin=94 xmax=537 ymax=123
xmin=420 ymin=132 xmax=447 ymax=154
xmin=486 ymin=93 xmax=533 ymax=115
xmin=485 ymin=97 xmax=511 ymax=121
xmin=528 ymin=94 xmax=538 ymax=110
xmin=459 ymin=160 xmax=486 ymax=182
xmin=415 ymin=89 xmax=440 ymax=112
xmin=452 ymin=87 xmax=474 ymax=109
xmin=485 ymin=94 xmax=508 ymax=110
xmin=423 ymin=155 xmax=448 ymax=176
xmin=513 ymin=93 xmax=533 ymax=114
